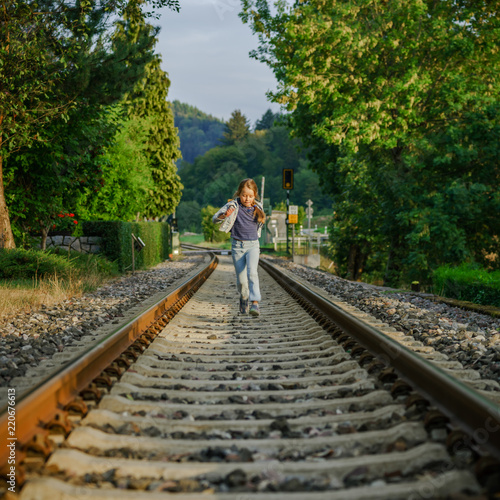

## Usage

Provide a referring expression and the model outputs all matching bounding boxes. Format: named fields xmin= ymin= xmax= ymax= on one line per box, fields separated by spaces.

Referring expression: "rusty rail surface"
xmin=181 ymin=243 xmax=231 ymax=255
xmin=0 ymin=254 xmax=218 ymax=468
xmin=259 ymin=258 xmax=500 ymax=461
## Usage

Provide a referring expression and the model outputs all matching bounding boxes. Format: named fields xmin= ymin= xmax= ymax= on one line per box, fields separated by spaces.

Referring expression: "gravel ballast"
xmin=267 ymin=257 xmax=500 ymax=389
xmin=2 ymin=253 xmax=499 ymax=403
xmin=0 ymin=256 xmax=207 ymax=397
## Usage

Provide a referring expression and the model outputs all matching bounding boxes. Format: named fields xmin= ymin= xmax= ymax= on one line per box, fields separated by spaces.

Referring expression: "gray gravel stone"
xmin=267 ymin=257 xmax=500 ymax=388
xmin=0 ymin=256 xmax=205 ymax=389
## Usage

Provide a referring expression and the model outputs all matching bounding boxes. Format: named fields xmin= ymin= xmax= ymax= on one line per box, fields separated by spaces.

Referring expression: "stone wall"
xmin=43 ymin=235 xmax=102 ymax=254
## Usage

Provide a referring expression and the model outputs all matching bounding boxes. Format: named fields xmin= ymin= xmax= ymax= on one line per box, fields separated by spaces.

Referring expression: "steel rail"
xmin=260 ymin=258 xmax=500 ymax=460
xmin=0 ymin=253 xmax=218 ymax=468
xmin=181 ymin=243 xmax=231 ymax=255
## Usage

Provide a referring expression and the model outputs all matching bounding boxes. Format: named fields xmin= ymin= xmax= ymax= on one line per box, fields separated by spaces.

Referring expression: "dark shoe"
xmin=239 ymin=297 xmax=249 ymax=314
xmin=249 ymin=303 xmax=260 ymax=316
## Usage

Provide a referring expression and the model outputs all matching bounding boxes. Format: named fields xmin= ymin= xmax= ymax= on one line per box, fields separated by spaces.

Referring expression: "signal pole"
xmin=286 ymin=189 xmax=290 ymax=254
xmin=306 ymin=199 xmax=313 ymax=254
xmin=282 ymin=169 xmax=294 ymax=255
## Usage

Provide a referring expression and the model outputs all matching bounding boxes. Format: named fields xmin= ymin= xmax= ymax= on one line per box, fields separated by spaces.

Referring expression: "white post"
xmin=131 ymin=234 xmax=135 ymax=274
xmin=306 ymin=199 xmax=313 ymax=255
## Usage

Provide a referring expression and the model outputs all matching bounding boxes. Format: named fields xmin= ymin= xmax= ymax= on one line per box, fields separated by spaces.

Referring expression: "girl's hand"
xmin=225 ymin=207 xmax=235 ymax=217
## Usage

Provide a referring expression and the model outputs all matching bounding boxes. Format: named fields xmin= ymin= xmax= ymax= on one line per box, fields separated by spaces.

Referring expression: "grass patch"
xmin=180 ymin=233 xmax=206 ymax=246
xmin=0 ymin=248 xmax=118 ymax=281
xmin=433 ymin=264 xmax=500 ymax=307
xmin=0 ymin=249 xmax=119 ymax=321
xmin=180 ymin=233 xmax=231 ymax=250
xmin=319 ymin=254 xmax=337 ymax=274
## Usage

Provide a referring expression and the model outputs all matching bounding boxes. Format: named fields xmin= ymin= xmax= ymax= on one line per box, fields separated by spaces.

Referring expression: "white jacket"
xmin=212 ymin=198 xmax=264 ymax=238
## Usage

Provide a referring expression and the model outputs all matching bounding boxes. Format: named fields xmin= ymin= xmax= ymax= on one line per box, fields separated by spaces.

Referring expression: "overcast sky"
xmin=154 ymin=0 xmax=282 ymax=127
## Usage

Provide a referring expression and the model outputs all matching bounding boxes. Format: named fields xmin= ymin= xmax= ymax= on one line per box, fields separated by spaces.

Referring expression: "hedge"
xmin=82 ymin=221 xmax=171 ymax=271
xmin=433 ymin=264 xmax=500 ymax=308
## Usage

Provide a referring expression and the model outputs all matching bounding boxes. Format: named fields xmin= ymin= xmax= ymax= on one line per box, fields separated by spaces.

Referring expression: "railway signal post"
xmin=282 ymin=168 xmax=294 ymax=254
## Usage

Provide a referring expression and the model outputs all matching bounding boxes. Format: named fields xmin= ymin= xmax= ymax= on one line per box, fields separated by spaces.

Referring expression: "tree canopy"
xmin=172 ymin=101 xmax=225 ymax=163
xmin=255 ymin=109 xmax=281 ymax=131
xmin=178 ymin=108 xmax=332 ymax=233
xmin=1 ymin=0 xmax=182 ymax=248
xmin=126 ymin=55 xmax=182 ymax=218
xmin=241 ymin=0 xmax=500 ymax=284
xmin=220 ymin=109 xmax=251 ymax=145
xmin=75 ymin=110 xmax=154 ymax=223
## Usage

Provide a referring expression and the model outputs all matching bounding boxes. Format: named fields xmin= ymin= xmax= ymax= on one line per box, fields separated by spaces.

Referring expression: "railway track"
xmin=2 ymin=249 xmax=500 ymax=499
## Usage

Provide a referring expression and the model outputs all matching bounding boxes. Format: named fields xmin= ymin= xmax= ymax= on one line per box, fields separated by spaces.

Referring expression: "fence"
xmin=270 ymin=235 xmax=329 ymax=253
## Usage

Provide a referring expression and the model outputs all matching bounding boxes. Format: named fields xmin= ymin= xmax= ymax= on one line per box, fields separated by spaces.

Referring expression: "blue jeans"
xmin=231 ymin=239 xmax=261 ymax=302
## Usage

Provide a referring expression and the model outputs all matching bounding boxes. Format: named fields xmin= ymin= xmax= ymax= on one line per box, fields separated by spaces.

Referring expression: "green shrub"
xmin=201 ymin=206 xmax=231 ymax=243
xmin=61 ymin=249 xmax=119 ymax=277
xmin=433 ymin=264 xmax=500 ymax=307
xmin=82 ymin=221 xmax=171 ymax=271
xmin=0 ymin=248 xmax=118 ymax=280
xmin=0 ymin=249 xmax=72 ymax=279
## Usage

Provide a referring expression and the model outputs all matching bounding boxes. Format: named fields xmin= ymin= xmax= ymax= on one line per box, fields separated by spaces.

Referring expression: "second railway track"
xmin=5 ymin=252 xmax=500 ymax=499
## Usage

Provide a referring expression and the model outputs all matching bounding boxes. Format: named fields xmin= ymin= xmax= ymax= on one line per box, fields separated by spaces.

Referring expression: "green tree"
xmin=5 ymin=106 xmax=117 ymax=249
xmin=0 ymin=0 xmax=74 ymax=248
xmin=76 ymin=111 xmax=154 ymax=223
xmin=255 ymin=109 xmax=279 ymax=131
xmin=172 ymin=101 xmax=225 ymax=163
xmin=180 ymin=145 xmax=247 ymax=206
xmin=0 ymin=0 xmax=179 ymax=249
xmin=242 ymin=0 xmax=498 ymax=153
xmin=178 ymin=118 xmax=332 ymax=215
xmin=399 ymin=105 xmax=500 ymax=276
xmin=220 ymin=109 xmax=250 ymax=145
xmin=201 ymin=205 xmax=230 ymax=243
xmin=3 ymin=0 xmax=160 ymax=248
xmin=177 ymin=200 xmax=202 ymax=233
xmin=127 ymin=56 xmax=182 ymax=218
xmin=325 ymin=152 xmax=387 ymax=281
xmin=241 ymin=0 xmax=500 ymax=284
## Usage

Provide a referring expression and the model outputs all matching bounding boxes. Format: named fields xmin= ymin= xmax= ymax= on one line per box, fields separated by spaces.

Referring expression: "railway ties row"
xmin=19 ymin=256 xmax=492 ymax=499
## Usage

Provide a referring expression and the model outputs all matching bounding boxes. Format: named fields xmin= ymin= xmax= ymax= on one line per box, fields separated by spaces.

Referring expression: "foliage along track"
xmin=9 ymin=255 xmax=500 ymax=499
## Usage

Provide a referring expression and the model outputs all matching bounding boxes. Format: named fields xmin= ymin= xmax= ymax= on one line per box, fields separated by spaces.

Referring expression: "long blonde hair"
xmin=233 ymin=178 xmax=266 ymax=224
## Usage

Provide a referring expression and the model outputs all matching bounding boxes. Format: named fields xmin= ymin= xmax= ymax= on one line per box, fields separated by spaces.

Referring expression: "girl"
xmin=212 ymin=179 xmax=266 ymax=316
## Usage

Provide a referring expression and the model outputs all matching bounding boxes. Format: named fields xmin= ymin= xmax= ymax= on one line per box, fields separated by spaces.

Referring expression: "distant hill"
xmin=171 ymin=101 xmax=225 ymax=164
xmin=174 ymin=106 xmax=334 ymax=234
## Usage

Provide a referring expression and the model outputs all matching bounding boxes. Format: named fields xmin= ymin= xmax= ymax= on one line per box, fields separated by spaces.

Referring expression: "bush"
xmin=177 ymin=200 xmax=202 ymax=233
xmin=201 ymin=206 xmax=230 ymax=243
xmin=60 ymin=249 xmax=119 ymax=277
xmin=433 ymin=264 xmax=500 ymax=307
xmin=82 ymin=221 xmax=171 ymax=271
xmin=0 ymin=248 xmax=118 ymax=280
xmin=0 ymin=249 xmax=72 ymax=279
